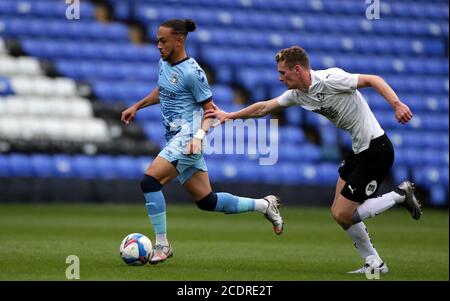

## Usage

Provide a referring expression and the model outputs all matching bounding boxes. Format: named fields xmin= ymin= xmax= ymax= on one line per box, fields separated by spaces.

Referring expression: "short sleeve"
xmin=187 ymin=67 xmax=213 ymax=104
xmin=277 ymin=90 xmax=297 ymax=107
xmin=323 ymin=68 xmax=359 ymax=93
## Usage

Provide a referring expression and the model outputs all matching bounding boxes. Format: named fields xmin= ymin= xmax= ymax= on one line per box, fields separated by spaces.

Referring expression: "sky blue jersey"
xmin=158 ymin=57 xmax=212 ymax=142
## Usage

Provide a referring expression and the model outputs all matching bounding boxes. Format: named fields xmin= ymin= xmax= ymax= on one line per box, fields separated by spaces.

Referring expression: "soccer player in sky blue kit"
xmin=205 ymin=46 xmax=422 ymax=274
xmin=121 ymin=19 xmax=284 ymax=265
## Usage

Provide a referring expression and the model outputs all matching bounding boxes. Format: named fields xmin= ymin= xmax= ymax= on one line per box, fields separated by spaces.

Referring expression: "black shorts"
xmin=338 ymin=134 xmax=394 ymax=203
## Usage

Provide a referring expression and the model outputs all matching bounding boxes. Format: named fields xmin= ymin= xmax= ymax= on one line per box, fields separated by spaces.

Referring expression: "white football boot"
xmin=149 ymin=244 xmax=173 ymax=265
xmin=348 ymin=255 xmax=389 ymax=274
xmin=263 ymin=195 xmax=284 ymax=235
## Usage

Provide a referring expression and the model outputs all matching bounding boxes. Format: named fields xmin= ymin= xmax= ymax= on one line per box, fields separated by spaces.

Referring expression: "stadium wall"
xmin=0 ymin=178 xmax=399 ymax=207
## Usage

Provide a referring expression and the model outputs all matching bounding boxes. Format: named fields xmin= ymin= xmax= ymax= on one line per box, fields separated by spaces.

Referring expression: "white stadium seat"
xmin=64 ymin=119 xmax=86 ymax=141
xmin=10 ymin=76 xmax=78 ymax=96
xmin=0 ymin=39 xmax=6 ymax=55
xmin=41 ymin=118 xmax=66 ymax=140
xmin=54 ymin=78 xmax=78 ymax=96
xmin=10 ymin=76 xmax=34 ymax=95
xmin=0 ymin=56 xmax=41 ymax=76
xmin=4 ymin=99 xmax=26 ymax=115
xmin=83 ymin=120 xmax=110 ymax=142
xmin=0 ymin=51 xmax=108 ymax=144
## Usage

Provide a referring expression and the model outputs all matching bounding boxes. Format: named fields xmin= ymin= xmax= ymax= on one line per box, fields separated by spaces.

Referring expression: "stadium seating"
xmin=0 ymin=0 xmax=448 ymax=206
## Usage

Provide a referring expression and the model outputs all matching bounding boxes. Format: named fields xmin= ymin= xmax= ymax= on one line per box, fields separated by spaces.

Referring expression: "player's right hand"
xmin=394 ymin=102 xmax=413 ymax=124
xmin=121 ymin=107 xmax=137 ymax=125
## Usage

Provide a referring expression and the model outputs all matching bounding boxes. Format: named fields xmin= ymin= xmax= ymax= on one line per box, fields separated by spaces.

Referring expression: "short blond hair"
xmin=275 ymin=46 xmax=310 ymax=69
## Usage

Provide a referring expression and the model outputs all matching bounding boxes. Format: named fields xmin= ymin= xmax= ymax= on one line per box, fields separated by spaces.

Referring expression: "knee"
xmin=196 ymin=192 xmax=217 ymax=211
xmin=331 ymin=206 xmax=353 ymax=227
xmin=140 ymin=174 xmax=162 ymax=193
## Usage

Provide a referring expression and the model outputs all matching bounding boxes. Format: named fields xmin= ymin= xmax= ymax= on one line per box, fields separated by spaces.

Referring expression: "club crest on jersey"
xmin=365 ymin=180 xmax=377 ymax=196
xmin=170 ymin=73 xmax=179 ymax=84
xmin=316 ymin=93 xmax=325 ymax=100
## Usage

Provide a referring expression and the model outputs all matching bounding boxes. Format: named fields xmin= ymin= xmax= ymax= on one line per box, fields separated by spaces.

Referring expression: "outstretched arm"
xmin=186 ymin=100 xmax=219 ymax=155
xmin=204 ymin=98 xmax=283 ymax=123
xmin=121 ymin=88 xmax=160 ymax=124
xmin=358 ymin=74 xmax=413 ymax=124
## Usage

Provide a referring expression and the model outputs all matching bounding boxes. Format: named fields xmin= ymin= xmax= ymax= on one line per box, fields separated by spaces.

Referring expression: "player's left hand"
xmin=394 ymin=102 xmax=413 ymax=124
xmin=186 ymin=137 xmax=202 ymax=155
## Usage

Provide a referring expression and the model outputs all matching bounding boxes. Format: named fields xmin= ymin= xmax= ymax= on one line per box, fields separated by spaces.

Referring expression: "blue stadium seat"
xmin=238 ymin=161 xmax=264 ymax=182
xmin=304 ymin=112 xmax=330 ymax=128
xmin=53 ymin=154 xmax=76 ymax=178
xmin=284 ymin=107 xmax=303 ymax=126
xmin=320 ymin=126 xmax=338 ymax=146
xmin=8 ymin=153 xmax=33 ymax=177
xmin=392 ymin=165 xmax=409 ymax=184
xmin=94 ymin=155 xmax=118 ymax=179
xmin=317 ymin=163 xmax=339 ymax=184
xmin=116 ymin=156 xmax=141 ymax=179
xmin=423 ymin=132 xmax=449 ymax=149
xmin=405 ymin=149 xmax=427 ymax=166
xmin=0 ymin=77 xmax=13 ymax=95
xmin=297 ymin=164 xmax=320 ymax=184
xmin=138 ymin=156 xmax=153 ymax=174
xmin=429 ymin=184 xmax=448 ymax=206
xmin=0 ymin=0 xmax=95 ymax=19
xmin=270 ymin=85 xmax=286 ymax=99
xmin=422 ymin=113 xmax=449 ymax=131
xmin=260 ymin=164 xmax=284 ymax=184
xmin=142 ymin=121 xmax=166 ymax=147
xmin=212 ymin=85 xmax=234 ymax=104
xmin=279 ymin=127 xmax=305 ymax=144
xmin=338 ymin=130 xmax=353 ymax=149
xmin=92 ymin=80 xmax=151 ymax=103
xmin=0 ymin=155 xmax=9 ymax=177
xmin=279 ymin=144 xmax=321 ymax=162
xmin=72 ymin=155 xmax=97 ymax=179
xmin=278 ymin=144 xmax=301 ymax=162
xmin=413 ymin=166 xmax=448 ymax=187
xmin=30 ymin=154 xmax=55 ymax=178
xmin=219 ymin=161 xmax=240 ymax=182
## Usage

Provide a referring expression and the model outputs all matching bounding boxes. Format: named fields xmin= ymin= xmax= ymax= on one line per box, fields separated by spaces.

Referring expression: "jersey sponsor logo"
xmin=159 ymin=86 xmax=177 ymax=98
xmin=365 ymin=180 xmax=377 ymax=196
xmin=312 ymin=106 xmax=338 ymax=120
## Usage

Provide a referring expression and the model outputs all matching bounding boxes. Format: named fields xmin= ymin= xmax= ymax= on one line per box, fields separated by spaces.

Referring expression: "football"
xmin=119 ymin=233 xmax=153 ymax=266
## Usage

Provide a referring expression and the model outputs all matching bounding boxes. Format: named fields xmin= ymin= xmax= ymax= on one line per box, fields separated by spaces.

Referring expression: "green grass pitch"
xmin=0 ymin=203 xmax=447 ymax=280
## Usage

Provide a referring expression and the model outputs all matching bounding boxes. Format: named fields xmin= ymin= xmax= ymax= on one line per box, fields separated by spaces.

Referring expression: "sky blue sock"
xmin=215 ymin=192 xmax=255 ymax=214
xmin=143 ymin=191 xmax=166 ymax=235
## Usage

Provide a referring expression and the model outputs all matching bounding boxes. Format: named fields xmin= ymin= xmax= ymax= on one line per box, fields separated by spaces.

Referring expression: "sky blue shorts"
xmin=158 ymin=137 xmax=208 ymax=185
